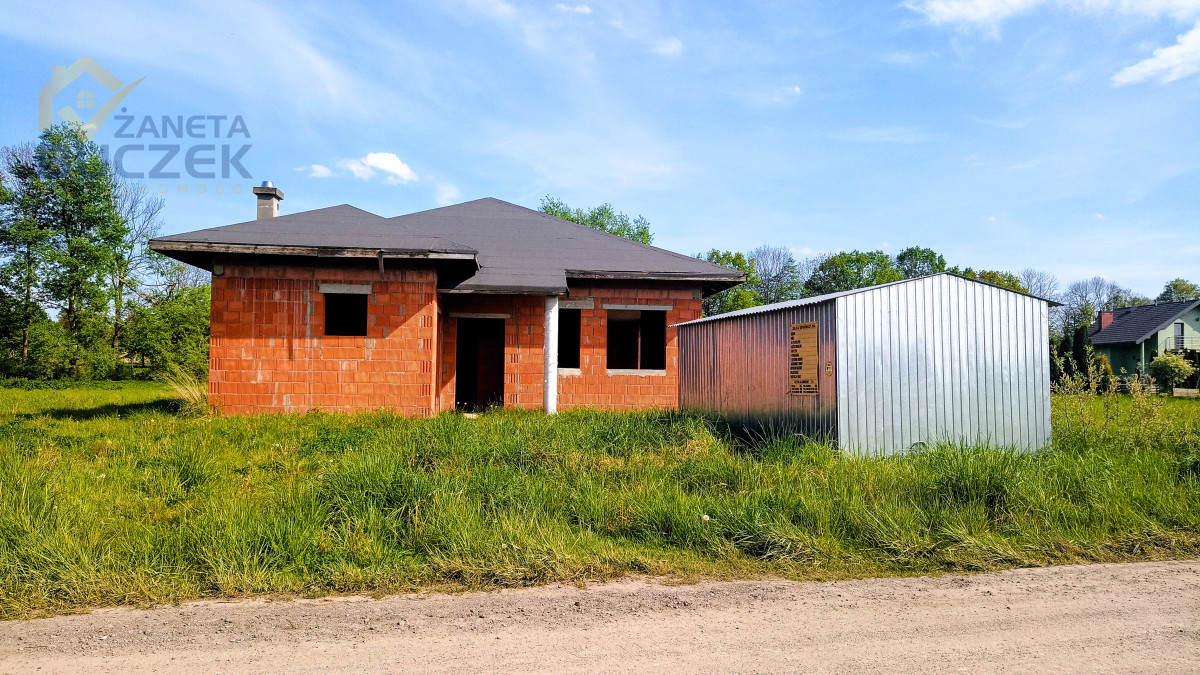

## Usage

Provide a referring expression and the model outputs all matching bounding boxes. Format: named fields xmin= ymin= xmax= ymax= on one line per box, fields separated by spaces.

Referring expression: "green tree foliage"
xmin=1050 ymin=334 xmax=1070 ymax=383
xmin=0 ymin=124 xmax=209 ymax=381
xmin=1147 ymin=353 xmax=1195 ymax=393
xmin=699 ymin=250 xmax=760 ymax=316
xmin=748 ymin=244 xmax=803 ymax=305
xmin=1070 ymin=324 xmax=1091 ymax=379
xmin=895 ymin=246 xmax=947 ymax=278
xmin=538 ymin=196 xmax=653 ymax=245
xmin=1092 ymin=353 xmax=1116 ymax=394
xmin=123 ymin=285 xmax=211 ymax=377
xmin=949 ymin=267 xmax=1028 ymax=293
xmin=0 ymin=143 xmax=51 ymax=361
xmin=1156 ymin=278 xmax=1200 ymax=303
xmin=25 ymin=124 xmax=126 ymax=329
xmin=804 ymin=250 xmax=903 ymax=296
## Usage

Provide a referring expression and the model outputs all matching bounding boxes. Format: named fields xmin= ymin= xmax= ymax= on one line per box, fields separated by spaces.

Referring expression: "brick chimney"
xmin=1099 ymin=311 xmax=1114 ymax=330
xmin=252 ymin=181 xmax=284 ymax=219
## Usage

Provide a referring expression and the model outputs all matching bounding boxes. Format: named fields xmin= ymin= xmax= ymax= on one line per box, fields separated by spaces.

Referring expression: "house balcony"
xmin=1160 ymin=336 xmax=1200 ymax=353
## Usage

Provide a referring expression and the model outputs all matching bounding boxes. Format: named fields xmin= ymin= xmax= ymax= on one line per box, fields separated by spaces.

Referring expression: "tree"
xmin=699 ymin=250 xmax=760 ymax=316
xmin=111 ymin=183 xmax=166 ymax=349
xmin=1018 ymin=268 xmax=1059 ymax=300
xmin=122 ymin=285 xmax=211 ymax=377
xmin=803 ymin=250 xmax=903 ymax=296
xmin=539 ymin=196 xmax=653 ymax=245
xmin=748 ymin=244 xmax=802 ymax=305
xmin=1156 ymin=278 xmax=1200 ymax=303
xmin=1060 ymin=277 xmax=1148 ymax=332
xmin=895 ymin=246 xmax=946 ymax=278
xmin=1070 ymin=323 xmax=1090 ymax=380
xmin=15 ymin=124 xmax=126 ymax=331
xmin=0 ymin=143 xmax=50 ymax=362
xmin=1147 ymin=353 xmax=1195 ymax=394
xmin=1056 ymin=332 xmax=1074 ymax=379
xmin=950 ymin=267 xmax=1027 ymax=293
xmin=1049 ymin=335 xmax=1064 ymax=384
xmin=1092 ymin=353 xmax=1116 ymax=394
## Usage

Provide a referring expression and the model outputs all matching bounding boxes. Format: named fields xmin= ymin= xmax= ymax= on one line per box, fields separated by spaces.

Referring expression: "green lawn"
xmin=1 ymin=382 xmax=1197 ymax=619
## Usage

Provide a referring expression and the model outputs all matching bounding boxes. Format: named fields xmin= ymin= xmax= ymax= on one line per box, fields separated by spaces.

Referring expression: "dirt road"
xmin=3 ymin=560 xmax=1197 ymax=674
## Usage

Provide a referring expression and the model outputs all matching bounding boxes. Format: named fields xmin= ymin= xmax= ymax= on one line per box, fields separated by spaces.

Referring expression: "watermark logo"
xmin=38 ymin=58 xmax=255 ymax=190
xmin=39 ymin=57 xmax=144 ymax=140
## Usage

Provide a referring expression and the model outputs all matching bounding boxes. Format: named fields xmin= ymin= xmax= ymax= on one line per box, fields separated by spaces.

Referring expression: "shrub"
xmin=1148 ymin=353 xmax=1195 ymax=394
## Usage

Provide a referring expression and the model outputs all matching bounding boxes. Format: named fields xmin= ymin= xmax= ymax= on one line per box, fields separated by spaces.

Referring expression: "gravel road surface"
xmin=3 ymin=560 xmax=1197 ymax=673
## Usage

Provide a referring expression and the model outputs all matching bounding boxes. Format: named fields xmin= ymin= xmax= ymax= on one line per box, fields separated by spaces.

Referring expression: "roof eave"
xmin=565 ymin=270 xmax=746 ymax=298
xmin=148 ymin=240 xmax=478 ymax=261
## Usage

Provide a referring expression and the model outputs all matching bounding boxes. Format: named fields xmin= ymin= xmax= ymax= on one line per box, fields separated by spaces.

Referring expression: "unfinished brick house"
xmin=149 ymin=186 xmax=744 ymax=415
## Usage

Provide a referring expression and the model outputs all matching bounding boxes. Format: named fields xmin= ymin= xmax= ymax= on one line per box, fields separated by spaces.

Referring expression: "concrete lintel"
xmin=601 ymin=303 xmax=673 ymax=312
xmin=318 ymin=283 xmax=372 ymax=295
xmin=448 ymin=312 xmax=511 ymax=320
xmin=560 ymin=299 xmax=594 ymax=310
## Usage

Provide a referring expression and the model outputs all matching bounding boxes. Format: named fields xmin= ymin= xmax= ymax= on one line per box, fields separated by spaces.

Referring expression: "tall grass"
xmin=0 ymin=382 xmax=1197 ymax=618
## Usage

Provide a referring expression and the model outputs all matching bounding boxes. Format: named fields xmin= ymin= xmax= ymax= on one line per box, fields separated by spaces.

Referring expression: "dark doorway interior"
xmin=455 ymin=318 xmax=506 ymax=411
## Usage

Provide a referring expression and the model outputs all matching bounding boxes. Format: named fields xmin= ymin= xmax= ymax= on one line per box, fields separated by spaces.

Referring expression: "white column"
xmin=543 ymin=296 xmax=559 ymax=414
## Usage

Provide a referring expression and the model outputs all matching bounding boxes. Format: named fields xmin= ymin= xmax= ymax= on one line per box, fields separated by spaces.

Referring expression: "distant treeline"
xmin=3 ymin=125 xmax=1195 ymax=383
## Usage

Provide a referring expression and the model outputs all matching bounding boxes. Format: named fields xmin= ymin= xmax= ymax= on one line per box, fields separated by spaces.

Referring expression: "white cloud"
xmin=338 ymin=158 xmax=376 ymax=180
xmin=1095 ymin=212 xmax=1106 ymax=219
xmin=651 ymin=37 xmax=684 ymax=58
xmin=308 ymin=164 xmax=333 ymax=178
xmin=337 ymin=153 xmax=419 ymax=183
xmin=363 ymin=152 xmax=420 ymax=184
xmin=435 ymin=183 xmax=462 ymax=206
xmin=1112 ymin=21 xmax=1200 ymax=84
xmin=0 ymin=0 xmax=406 ymax=121
xmin=905 ymin=0 xmax=1200 ymax=26
xmin=831 ymin=127 xmax=941 ymax=143
xmin=883 ymin=52 xmax=918 ymax=65
xmin=907 ymin=2 xmax=1200 ymax=85
xmin=554 ymin=3 xmax=592 ymax=13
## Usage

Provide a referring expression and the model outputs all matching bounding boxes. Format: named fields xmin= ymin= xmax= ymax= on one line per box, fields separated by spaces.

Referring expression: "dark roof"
xmin=388 ymin=198 xmax=743 ymax=294
xmin=676 ymin=272 xmax=1057 ymax=327
xmin=150 ymin=198 xmax=745 ymax=296
xmin=1089 ymin=299 xmax=1200 ymax=346
xmin=150 ymin=204 xmax=476 ymax=260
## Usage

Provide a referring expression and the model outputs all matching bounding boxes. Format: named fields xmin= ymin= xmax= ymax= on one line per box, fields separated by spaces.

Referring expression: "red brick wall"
xmin=437 ymin=295 xmax=545 ymax=411
xmin=438 ymin=284 xmax=702 ymax=413
xmin=557 ymin=285 xmax=701 ymax=411
xmin=208 ymin=260 xmax=438 ymax=415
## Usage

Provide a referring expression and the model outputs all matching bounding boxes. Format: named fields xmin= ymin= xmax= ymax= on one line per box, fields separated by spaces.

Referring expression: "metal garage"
xmin=676 ymin=273 xmax=1053 ymax=453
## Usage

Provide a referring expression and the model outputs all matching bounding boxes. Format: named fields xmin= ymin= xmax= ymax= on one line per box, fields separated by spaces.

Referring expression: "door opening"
xmin=455 ymin=318 xmax=506 ymax=412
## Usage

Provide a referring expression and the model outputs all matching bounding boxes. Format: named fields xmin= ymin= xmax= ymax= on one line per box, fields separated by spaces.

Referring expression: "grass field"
xmin=1 ymin=383 xmax=1198 ymax=619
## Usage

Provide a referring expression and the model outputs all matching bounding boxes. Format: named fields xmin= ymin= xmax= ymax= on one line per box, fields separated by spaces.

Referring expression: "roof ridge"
xmin=390 ymin=197 xmax=741 ymax=277
xmin=488 ymin=199 xmax=741 ymax=276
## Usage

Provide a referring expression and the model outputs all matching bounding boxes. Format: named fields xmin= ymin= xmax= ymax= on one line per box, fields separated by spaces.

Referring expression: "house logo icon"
xmin=39 ymin=57 xmax=144 ymax=140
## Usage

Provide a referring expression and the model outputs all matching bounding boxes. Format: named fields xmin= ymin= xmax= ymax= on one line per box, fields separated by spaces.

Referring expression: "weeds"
xmin=159 ymin=366 xmax=210 ymax=417
xmin=0 ymin=383 xmax=1197 ymax=619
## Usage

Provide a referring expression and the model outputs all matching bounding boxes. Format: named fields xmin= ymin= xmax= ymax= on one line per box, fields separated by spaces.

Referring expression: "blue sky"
xmin=1 ymin=0 xmax=1197 ymax=297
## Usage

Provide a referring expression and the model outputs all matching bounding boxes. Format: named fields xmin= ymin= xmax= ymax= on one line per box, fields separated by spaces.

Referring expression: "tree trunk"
xmin=112 ymin=277 xmax=123 ymax=350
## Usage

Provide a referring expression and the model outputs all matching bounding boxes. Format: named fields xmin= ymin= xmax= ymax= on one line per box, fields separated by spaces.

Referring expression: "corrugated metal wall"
xmin=678 ymin=300 xmax=839 ymax=441
xmin=834 ymin=274 xmax=1051 ymax=453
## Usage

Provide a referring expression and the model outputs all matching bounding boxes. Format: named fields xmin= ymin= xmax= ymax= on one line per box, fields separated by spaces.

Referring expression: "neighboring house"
xmin=148 ymin=186 xmax=744 ymax=415
xmin=1089 ymin=299 xmax=1200 ymax=375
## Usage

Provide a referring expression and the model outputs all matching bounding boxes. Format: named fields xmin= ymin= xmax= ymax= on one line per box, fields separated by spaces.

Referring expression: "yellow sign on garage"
xmin=789 ymin=322 xmax=819 ymax=396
